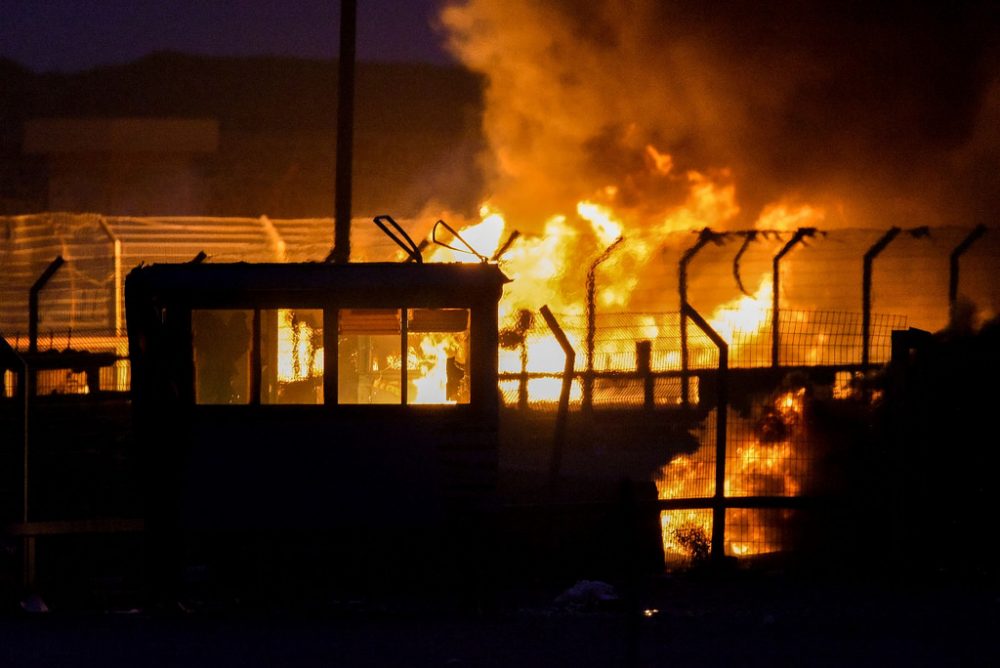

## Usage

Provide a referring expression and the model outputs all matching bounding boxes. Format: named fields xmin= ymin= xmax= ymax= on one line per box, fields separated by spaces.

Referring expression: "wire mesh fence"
xmin=498 ymin=309 xmax=905 ymax=408
xmin=1 ymin=329 xmax=130 ymax=395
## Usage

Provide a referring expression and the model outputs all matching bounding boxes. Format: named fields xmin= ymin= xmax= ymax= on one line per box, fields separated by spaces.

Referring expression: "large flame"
xmin=426 ymin=0 xmax=968 ymax=564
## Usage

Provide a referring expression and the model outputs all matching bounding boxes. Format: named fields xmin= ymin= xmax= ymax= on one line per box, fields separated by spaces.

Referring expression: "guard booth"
xmin=125 ymin=261 xmax=508 ymax=593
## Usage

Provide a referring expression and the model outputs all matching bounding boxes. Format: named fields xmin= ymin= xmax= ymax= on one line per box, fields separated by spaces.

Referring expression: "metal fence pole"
xmin=862 ymin=227 xmax=901 ymax=370
xmin=584 ymin=237 xmax=624 ymax=413
xmin=679 ymin=229 xmax=719 ymax=407
xmin=949 ymin=225 xmax=987 ymax=312
xmin=636 ymin=340 xmax=653 ymax=410
xmin=29 ymin=256 xmax=65 ymax=354
xmin=682 ymin=303 xmax=728 ymax=561
xmin=771 ymin=228 xmax=814 ymax=368
xmin=540 ymin=305 xmax=576 ymax=495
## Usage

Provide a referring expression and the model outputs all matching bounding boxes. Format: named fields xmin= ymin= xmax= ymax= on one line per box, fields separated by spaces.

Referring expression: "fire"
xmin=657 ymin=388 xmax=808 ymax=561
xmin=577 ymin=201 xmax=622 ymax=246
xmin=708 ymin=275 xmax=773 ymax=346
xmin=409 ymin=336 xmax=452 ymax=404
xmin=408 ymin=331 xmax=469 ymax=404
xmin=427 ymin=0 xmax=977 ymax=565
xmin=276 ymin=309 xmax=322 ymax=382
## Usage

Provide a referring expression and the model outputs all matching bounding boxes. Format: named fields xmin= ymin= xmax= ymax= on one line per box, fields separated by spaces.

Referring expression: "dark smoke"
xmin=441 ymin=0 xmax=999 ymax=230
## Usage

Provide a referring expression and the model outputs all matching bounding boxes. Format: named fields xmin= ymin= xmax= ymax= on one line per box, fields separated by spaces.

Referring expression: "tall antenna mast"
xmin=331 ymin=0 xmax=356 ymax=263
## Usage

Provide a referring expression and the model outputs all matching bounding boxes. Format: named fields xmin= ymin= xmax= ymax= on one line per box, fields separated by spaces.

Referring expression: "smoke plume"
xmin=440 ymin=0 xmax=999 ymax=232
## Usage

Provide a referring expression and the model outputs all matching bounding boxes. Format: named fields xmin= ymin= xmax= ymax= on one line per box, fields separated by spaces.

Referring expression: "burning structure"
xmin=121 ymin=260 xmax=507 ymax=589
xmin=3 ymin=1 xmax=1000 ymax=598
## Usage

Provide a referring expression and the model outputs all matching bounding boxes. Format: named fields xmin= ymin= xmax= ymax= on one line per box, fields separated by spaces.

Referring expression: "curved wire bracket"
xmin=373 ymin=214 xmax=422 ymax=263
xmin=732 ymin=231 xmax=757 ymax=296
xmin=432 ymin=219 xmax=489 ymax=263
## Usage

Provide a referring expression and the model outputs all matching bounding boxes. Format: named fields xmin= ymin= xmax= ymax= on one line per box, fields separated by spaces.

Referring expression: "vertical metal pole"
xmin=20 ymin=355 xmax=29 ymax=525
xmin=584 ymin=237 xmax=624 ymax=412
xmin=771 ymin=228 xmax=814 ymax=368
xmin=331 ymin=0 xmax=356 ymax=264
xmin=949 ymin=225 xmax=987 ymax=310
xmin=635 ymin=340 xmax=653 ymax=410
xmin=679 ymin=229 xmax=717 ymax=407
xmin=540 ymin=305 xmax=575 ymax=495
xmin=400 ymin=307 xmax=408 ymax=405
xmin=682 ymin=303 xmax=728 ymax=561
xmin=251 ymin=309 xmax=262 ymax=405
xmin=98 ymin=219 xmax=122 ymax=334
xmin=862 ymin=227 xmax=901 ymax=370
xmin=29 ymin=256 xmax=65 ymax=353
xmin=13 ymin=346 xmax=33 ymax=586
xmin=518 ymin=340 xmax=528 ymax=410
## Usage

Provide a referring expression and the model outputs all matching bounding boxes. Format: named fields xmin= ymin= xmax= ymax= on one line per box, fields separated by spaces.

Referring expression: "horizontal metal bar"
xmin=658 ymin=496 xmax=822 ymax=511
xmin=5 ymin=518 xmax=144 ymax=537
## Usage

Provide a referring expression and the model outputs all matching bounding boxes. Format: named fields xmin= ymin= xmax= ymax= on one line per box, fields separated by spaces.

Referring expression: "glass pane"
xmin=3 ymin=370 xmax=17 ymax=399
xmin=338 ymin=309 xmax=402 ymax=404
xmin=261 ymin=308 xmax=324 ymax=405
xmin=193 ymin=309 xmax=252 ymax=404
xmin=35 ymin=369 xmax=90 ymax=396
xmin=407 ymin=308 xmax=470 ymax=405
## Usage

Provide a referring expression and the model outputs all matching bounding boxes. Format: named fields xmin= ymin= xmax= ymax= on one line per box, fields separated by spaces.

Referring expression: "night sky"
xmin=0 ymin=0 xmax=455 ymax=72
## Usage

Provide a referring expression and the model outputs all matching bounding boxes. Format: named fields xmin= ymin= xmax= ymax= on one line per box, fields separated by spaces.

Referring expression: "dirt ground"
xmin=2 ymin=568 xmax=998 ymax=668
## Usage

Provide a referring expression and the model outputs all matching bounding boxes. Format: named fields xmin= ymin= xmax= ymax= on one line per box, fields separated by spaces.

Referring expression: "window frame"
xmin=189 ymin=303 xmax=477 ymax=409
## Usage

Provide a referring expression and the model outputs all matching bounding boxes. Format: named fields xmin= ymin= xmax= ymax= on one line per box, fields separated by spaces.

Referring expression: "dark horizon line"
xmin=1 ymin=49 xmax=465 ymax=76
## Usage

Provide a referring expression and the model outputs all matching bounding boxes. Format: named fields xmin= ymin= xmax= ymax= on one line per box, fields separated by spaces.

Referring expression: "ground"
xmin=2 ymin=568 xmax=997 ymax=667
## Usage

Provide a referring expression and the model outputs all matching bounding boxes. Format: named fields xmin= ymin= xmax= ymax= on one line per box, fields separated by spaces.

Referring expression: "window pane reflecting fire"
xmin=337 ymin=308 xmax=471 ymax=405
xmin=261 ymin=308 xmax=323 ymax=405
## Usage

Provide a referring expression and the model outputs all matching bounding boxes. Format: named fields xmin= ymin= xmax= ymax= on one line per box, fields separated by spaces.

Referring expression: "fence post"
xmin=682 ymin=303 xmax=728 ymax=561
xmin=862 ymin=227 xmax=901 ymax=370
xmin=679 ymin=229 xmax=720 ymax=407
xmin=771 ymin=229 xmax=814 ymax=368
xmin=636 ymin=340 xmax=653 ymax=410
xmin=29 ymin=256 xmax=65 ymax=355
xmin=540 ymin=305 xmax=576 ymax=495
xmin=949 ymin=225 xmax=987 ymax=313
xmin=584 ymin=237 xmax=624 ymax=413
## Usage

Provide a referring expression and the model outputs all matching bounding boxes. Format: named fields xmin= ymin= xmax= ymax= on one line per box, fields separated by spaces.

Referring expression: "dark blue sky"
xmin=0 ymin=0 xmax=457 ymax=72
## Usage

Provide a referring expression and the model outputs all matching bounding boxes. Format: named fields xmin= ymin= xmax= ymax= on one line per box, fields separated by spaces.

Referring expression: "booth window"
xmin=193 ymin=309 xmax=252 ymax=404
xmin=3 ymin=370 xmax=18 ymax=399
xmin=338 ymin=308 xmax=470 ymax=405
xmin=261 ymin=308 xmax=324 ymax=405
